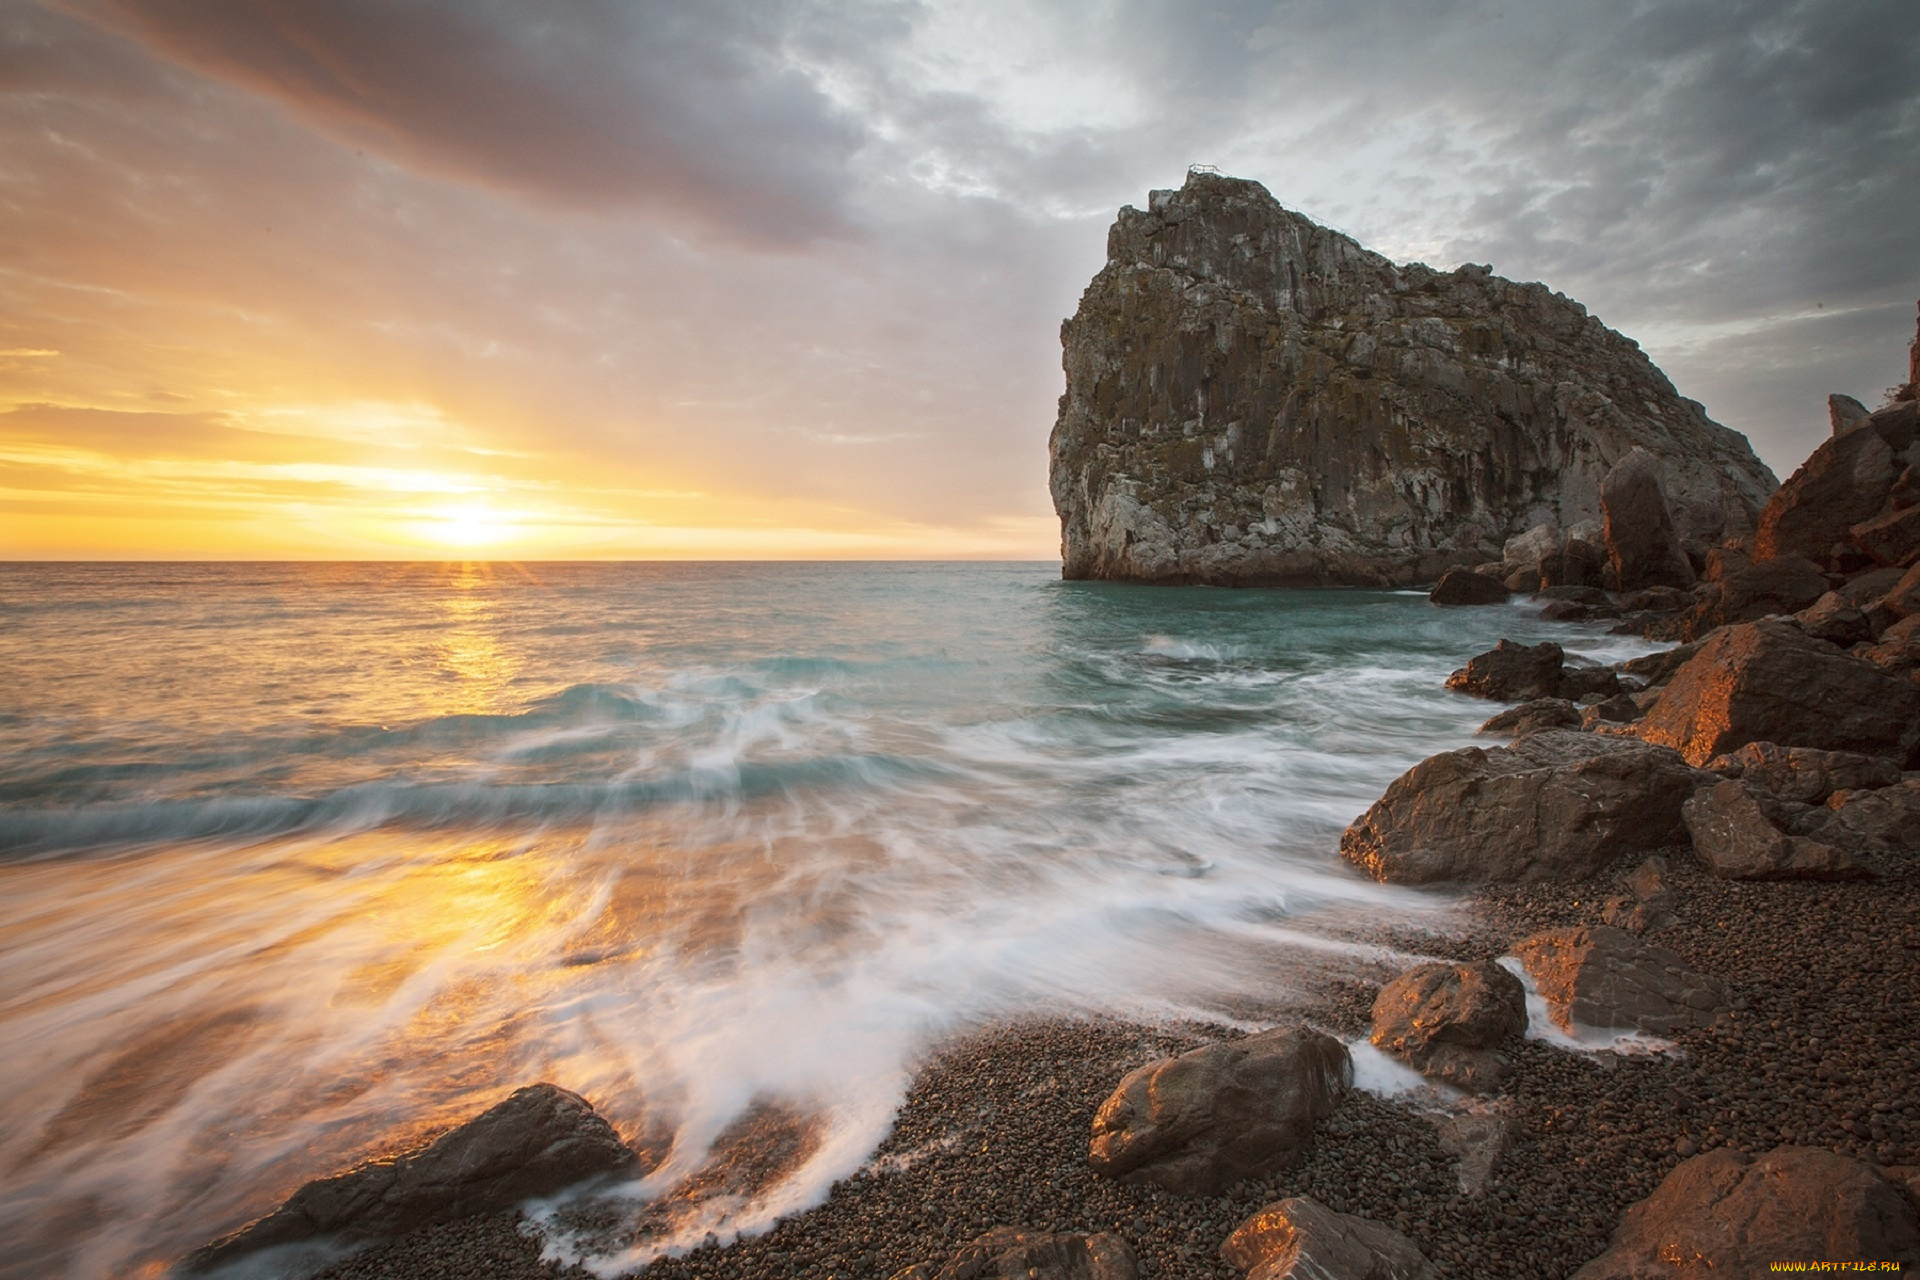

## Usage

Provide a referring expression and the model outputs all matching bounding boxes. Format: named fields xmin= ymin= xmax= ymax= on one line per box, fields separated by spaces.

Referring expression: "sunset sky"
xmin=2 ymin=0 xmax=1915 ymax=559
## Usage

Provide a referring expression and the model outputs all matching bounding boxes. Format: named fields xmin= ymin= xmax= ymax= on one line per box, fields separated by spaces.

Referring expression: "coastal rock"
xmin=1049 ymin=172 xmax=1775 ymax=585
xmin=1851 ymin=502 xmax=1920 ymax=567
xmin=1434 ymin=1109 xmax=1514 ymax=1198
xmin=1678 ymin=554 xmax=1829 ymax=639
xmin=1801 ymin=779 xmax=1920 ymax=855
xmin=1341 ymin=730 xmax=1699 ymax=885
xmin=1445 ymin=640 xmax=1565 ymax=701
xmin=1428 ymin=568 xmax=1510 ymax=606
xmin=1600 ymin=448 xmax=1695 ymax=591
xmin=1703 ymin=741 xmax=1901 ymax=805
xmin=1794 ymin=590 xmax=1874 ymax=646
xmin=1221 ymin=1197 xmax=1437 ymax=1280
xmin=891 ymin=1227 xmax=1139 ymax=1280
xmin=1511 ymin=924 xmax=1730 ymax=1035
xmin=1752 ymin=404 xmax=1908 ymax=569
xmin=1540 ymin=538 xmax=1608 ymax=589
xmin=1636 ymin=620 xmax=1920 ymax=766
xmin=1369 ymin=960 xmax=1526 ymax=1090
xmin=1088 ymin=1026 xmax=1349 ymax=1196
xmin=1477 ymin=697 xmax=1581 ymax=737
xmin=1615 ymin=642 xmax=1700 ymax=688
xmin=1681 ymin=780 xmax=1869 ymax=881
xmin=182 ymin=1084 xmax=641 ymax=1273
xmin=1830 ymin=392 xmax=1872 ymax=435
xmin=1572 ymin=1147 xmax=1920 ymax=1279
xmin=1864 ymin=561 xmax=1920 ymax=634
xmin=1602 ymin=856 xmax=1679 ymax=932
xmin=1503 ymin=523 xmax=1562 ymax=577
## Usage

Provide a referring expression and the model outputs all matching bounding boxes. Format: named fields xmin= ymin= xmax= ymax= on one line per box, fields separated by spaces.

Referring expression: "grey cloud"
xmin=58 ymin=0 xmax=877 ymax=245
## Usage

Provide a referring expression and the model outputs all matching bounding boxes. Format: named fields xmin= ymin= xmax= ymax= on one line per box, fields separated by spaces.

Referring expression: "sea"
xmin=0 ymin=561 xmax=1653 ymax=1279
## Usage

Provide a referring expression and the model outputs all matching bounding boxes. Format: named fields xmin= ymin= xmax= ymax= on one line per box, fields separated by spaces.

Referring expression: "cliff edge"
xmin=1049 ymin=172 xmax=1778 ymax=585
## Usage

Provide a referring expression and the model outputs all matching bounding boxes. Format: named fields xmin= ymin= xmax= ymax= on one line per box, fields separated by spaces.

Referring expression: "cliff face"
xmin=1049 ymin=173 xmax=1778 ymax=585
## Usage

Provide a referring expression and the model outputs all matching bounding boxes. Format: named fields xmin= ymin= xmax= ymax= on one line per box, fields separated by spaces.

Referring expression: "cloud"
xmin=57 ymin=0 xmax=876 ymax=245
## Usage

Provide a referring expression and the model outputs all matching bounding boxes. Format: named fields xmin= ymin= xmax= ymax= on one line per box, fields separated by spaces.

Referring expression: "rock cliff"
xmin=1048 ymin=172 xmax=1778 ymax=585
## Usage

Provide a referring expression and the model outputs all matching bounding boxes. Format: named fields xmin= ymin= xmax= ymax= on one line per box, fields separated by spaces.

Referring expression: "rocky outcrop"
xmin=891 ymin=1228 xmax=1139 ymax=1280
xmin=1049 ymin=172 xmax=1776 ymax=585
xmin=1636 ymin=620 xmax=1920 ymax=766
xmin=1681 ymin=779 xmax=1868 ymax=881
xmin=1222 ymin=1197 xmax=1437 ymax=1280
xmin=182 ymin=1084 xmax=641 ymax=1273
xmin=1752 ymin=396 xmax=1920 ymax=571
xmin=1369 ymin=960 xmax=1526 ymax=1090
xmin=1573 ymin=1147 xmax=1920 ymax=1278
xmin=1510 ymin=925 xmax=1730 ymax=1036
xmin=1088 ymin=1027 xmax=1349 ymax=1196
xmin=1599 ymin=448 xmax=1695 ymax=591
xmin=1341 ymin=730 xmax=1700 ymax=885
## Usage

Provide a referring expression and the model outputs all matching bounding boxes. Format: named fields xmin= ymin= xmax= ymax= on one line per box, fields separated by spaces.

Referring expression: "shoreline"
xmin=307 ymin=829 xmax=1920 ymax=1280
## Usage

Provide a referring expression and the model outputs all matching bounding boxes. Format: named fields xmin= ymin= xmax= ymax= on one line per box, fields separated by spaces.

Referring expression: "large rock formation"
xmin=1049 ymin=172 xmax=1777 ymax=585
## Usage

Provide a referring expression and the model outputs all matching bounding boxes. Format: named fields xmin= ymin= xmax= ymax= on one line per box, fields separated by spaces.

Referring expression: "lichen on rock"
xmin=1048 ymin=172 xmax=1777 ymax=585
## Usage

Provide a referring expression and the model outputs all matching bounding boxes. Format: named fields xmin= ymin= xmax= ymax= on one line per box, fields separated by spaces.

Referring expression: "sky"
xmin=1 ymin=0 xmax=1915 ymax=560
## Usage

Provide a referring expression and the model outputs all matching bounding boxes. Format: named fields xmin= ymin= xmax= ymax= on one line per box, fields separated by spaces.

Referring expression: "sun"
xmin=422 ymin=501 xmax=515 ymax=550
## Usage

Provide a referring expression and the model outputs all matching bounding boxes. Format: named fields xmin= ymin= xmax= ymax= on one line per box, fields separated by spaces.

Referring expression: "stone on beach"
xmin=1599 ymin=448 xmax=1694 ymax=592
xmin=890 ymin=1227 xmax=1139 ymax=1280
xmin=1369 ymin=960 xmax=1526 ymax=1090
xmin=1340 ymin=730 xmax=1699 ymax=885
xmin=1682 ymin=779 xmax=1869 ymax=881
xmin=1088 ymin=1026 xmax=1349 ymax=1196
xmin=1510 ymin=925 xmax=1729 ymax=1036
xmin=1702 ymin=740 xmax=1901 ymax=806
xmin=1221 ymin=1196 xmax=1437 ymax=1280
xmin=1801 ymin=779 xmax=1920 ymax=856
xmin=1427 ymin=568 xmax=1510 ymax=606
xmin=1635 ymin=620 xmax=1920 ymax=766
xmin=182 ymin=1084 xmax=641 ymax=1273
xmin=1572 ymin=1146 xmax=1920 ymax=1278
xmin=1477 ymin=697 xmax=1581 ymax=738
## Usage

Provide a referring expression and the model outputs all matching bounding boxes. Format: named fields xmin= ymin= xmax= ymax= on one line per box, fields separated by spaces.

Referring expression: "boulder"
xmin=1801 ymin=779 xmax=1920 ymax=855
xmin=1370 ymin=960 xmax=1526 ymax=1090
xmin=1510 ymin=925 xmax=1730 ymax=1035
xmin=182 ymin=1084 xmax=641 ymax=1273
xmin=1615 ymin=642 xmax=1700 ymax=688
xmin=1222 ymin=1197 xmax=1438 ymax=1280
xmin=1600 ymin=448 xmax=1695 ymax=591
xmin=1477 ymin=697 xmax=1581 ymax=737
xmin=1341 ymin=730 xmax=1700 ymax=885
xmin=1503 ymin=523 xmax=1563 ymax=574
xmin=1602 ymin=855 xmax=1679 ymax=933
xmin=1540 ymin=538 xmax=1608 ymax=589
xmin=1794 ymin=590 xmax=1874 ymax=646
xmin=1636 ymin=620 xmax=1920 ymax=766
xmin=1863 ymin=560 xmax=1920 ymax=633
xmin=1702 ymin=741 xmax=1901 ymax=805
xmin=1434 ymin=1109 xmax=1514 ymax=1197
xmin=1428 ymin=568 xmax=1511 ymax=606
xmin=1572 ymin=1147 xmax=1920 ymax=1279
xmin=1830 ymin=392 xmax=1872 ymax=435
xmin=1851 ymin=502 xmax=1920 ymax=567
xmin=891 ymin=1228 xmax=1138 ymax=1280
xmin=1752 ymin=412 xmax=1901 ymax=569
xmin=1088 ymin=1027 xmax=1349 ymax=1196
xmin=1837 ymin=563 xmax=1908 ymax=607
xmin=1682 ymin=780 xmax=1869 ymax=880
xmin=1049 ymin=172 xmax=1775 ymax=586
xmin=1678 ymin=554 xmax=1831 ymax=639
xmin=1446 ymin=640 xmax=1565 ymax=701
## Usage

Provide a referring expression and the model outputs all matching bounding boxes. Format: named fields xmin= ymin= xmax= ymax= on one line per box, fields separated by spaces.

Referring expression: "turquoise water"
xmin=0 ymin=562 xmax=1647 ymax=1277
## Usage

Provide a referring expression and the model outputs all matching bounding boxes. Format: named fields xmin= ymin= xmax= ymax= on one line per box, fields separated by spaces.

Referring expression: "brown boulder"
xmin=1572 ymin=1146 xmax=1920 ymax=1278
xmin=1863 ymin=560 xmax=1920 ymax=633
xmin=1682 ymin=780 xmax=1868 ymax=880
xmin=1477 ymin=697 xmax=1581 ymax=737
xmin=1852 ymin=502 xmax=1920 ymax=567
xmin=892 ymin=1228 xmax=1139 ymax=1280
xmin=1753 ymin=413 xmax=1901 ymax=568
xmin=1636 ymin=620 xmax=1920 ymax=766
xmin=1341 ymin=730 xmax=1700 ymax=885
xmin=1703 ymin=740 xmax=1901 ymax=805
xmin=1511 ymin=925 xmax=1729 ymax=1035
xmin=1222 ymin=1197 xmax=1437 ymax=1280
xmin=1088 ymin=1027 xmax=1349 ymax=1196
xmin=1802 ymin=779 xmax=1920 ymax=855
xmin=1370 ymin=960 xmax=1526 ymax=1090
xmin=1830 ymin=392 xmax=1873 ymax=435
xmin=1678 ymin=554 xmax=1830 ymax=639
xmin=1615 ymin=642 xmax=1700 ymax=688
xmin=182 ymin=1084 xmax=641 ymax=1273
xmin=1540 ymin=538 xmax=1607 ymax=589
xmin=1601 ymin=448 xmax=1695 ymax=591
xmin=1428 ymin=568 xmax=1511 ymax=606
xmin=1793 ymin=590 xmax=1874 ymax=646
xmin=1446 ymin=639 xmax=1565 ymax=701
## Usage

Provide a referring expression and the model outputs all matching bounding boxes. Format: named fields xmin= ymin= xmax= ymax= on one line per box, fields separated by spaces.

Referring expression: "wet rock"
xmin=1510 ymin=924 xmax=1730 ymax=1035
xmin=1433 ymin=1109 xmax=1514 ymax=1198
xmin=1478 ymin=697 xmax=1581 ymax=738
xmin=1342 ymin=730 xmax=1700 ymax=885
xmin=1446 ymin=640 xmax=1566 ymax=701
xmin=1428 ymin=568 xmax=1511 ymax=606
xmin=1049 ymin=171 xmax=1775 ymax=586
xmin=1088 ymin=1026 xmax=1349 ymax=1196
xmin=1800 ymin=779 xmax=1920 ymax=855
xmin=1572 ymin=1146 xmax=1920 ymax=1279
xmin=1615 ymin=642 xmax=1700 ymax=688
xmin=1222 ymin=1196 xmax=1438 ymax=1280
xmin=1702 ymin=740 xmax=1902 ymax=805
xmin=1601 ymin=448 xmax=1695 ymax=591
xmin=891 ymin=1227 xmax=1139 ymax=1280
xmin=1636 ymin=620 xmax=1920 ymax=766
xmin=1369 ymin=960 xmax=1526 ymax=1091
xmin=182 ymin=1084 xmax=642 ymax=1273
xmin=1579 ymin=694 xmax=1641 ymax=729
xmin=1682 ymin=779 xmax=1869 ymax=881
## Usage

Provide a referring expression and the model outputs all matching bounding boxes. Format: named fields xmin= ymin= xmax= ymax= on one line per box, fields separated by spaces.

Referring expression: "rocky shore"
xmin=190 ymin=326 xmax=1920 ymax=1278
